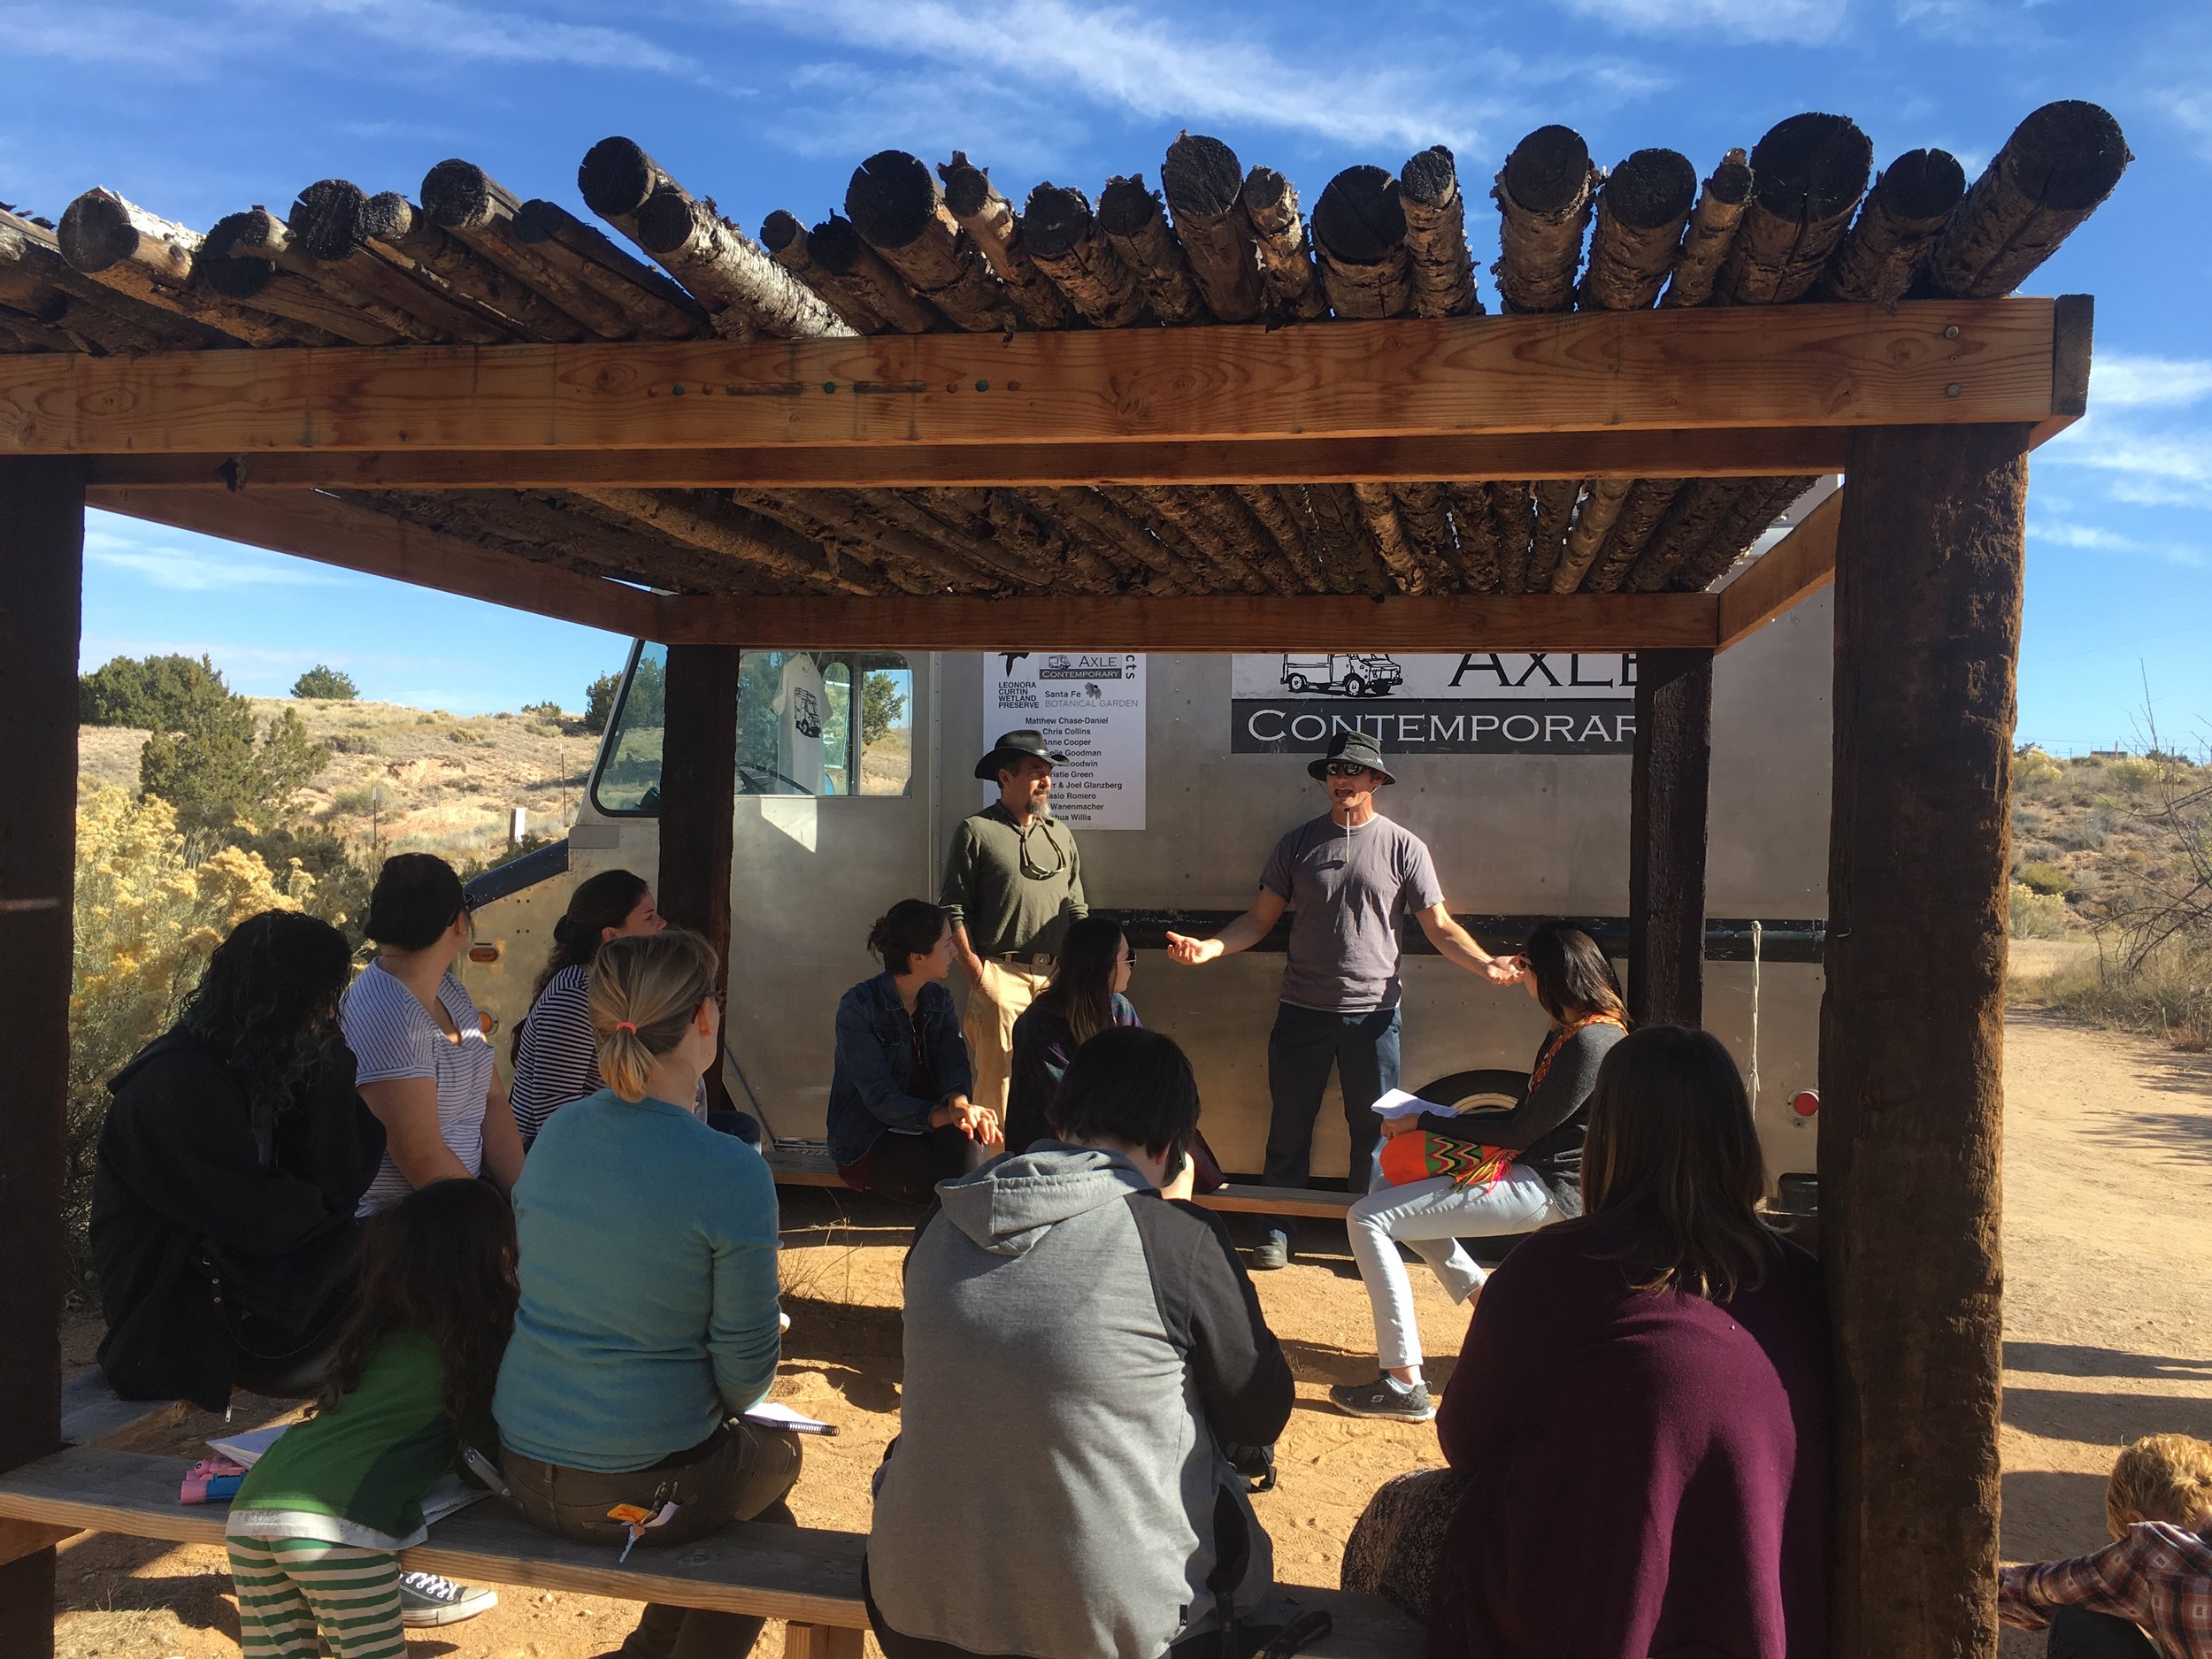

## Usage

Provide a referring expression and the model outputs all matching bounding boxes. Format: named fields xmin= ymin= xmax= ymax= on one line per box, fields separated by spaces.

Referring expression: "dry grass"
xmin=2016 ymin=941 xmax=2212 ymax=1053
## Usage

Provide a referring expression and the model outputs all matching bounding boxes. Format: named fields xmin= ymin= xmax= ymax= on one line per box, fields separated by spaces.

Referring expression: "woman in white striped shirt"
xmin=509 ymin=871 xmax=666 ymax=1146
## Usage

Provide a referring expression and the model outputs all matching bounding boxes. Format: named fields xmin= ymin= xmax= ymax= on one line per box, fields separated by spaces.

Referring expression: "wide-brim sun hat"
xmin=975 ymin=728 xmax=1070 ymax=781
xmin=1307 ymin=730 xmax=1396 ymax=786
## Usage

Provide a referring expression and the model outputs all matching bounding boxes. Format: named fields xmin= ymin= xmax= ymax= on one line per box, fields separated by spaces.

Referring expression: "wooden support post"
xmin=0 ymin=457 xmax=85 ymax=1655
xmin=1627 ymin=647 xmax=1712 ymax=1027
xmin=656 ymin=645 xmax=741 ymax=1115
xmin=1823 ymin=423 xmax=2029 ymax=1659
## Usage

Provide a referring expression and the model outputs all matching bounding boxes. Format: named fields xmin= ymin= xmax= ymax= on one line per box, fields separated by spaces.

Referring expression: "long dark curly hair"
xmin=513 ymin=869 xmax=651 ymax=1064
xmin=313 ymin=1179 xmax=518 ymax=1434
xmin=176 ymin=909 xmax=355 ymax=1165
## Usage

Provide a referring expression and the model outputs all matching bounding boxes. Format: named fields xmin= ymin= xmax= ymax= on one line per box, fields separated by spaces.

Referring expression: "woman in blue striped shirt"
xmin=508 ymin=870 xmax=665 ymax=1146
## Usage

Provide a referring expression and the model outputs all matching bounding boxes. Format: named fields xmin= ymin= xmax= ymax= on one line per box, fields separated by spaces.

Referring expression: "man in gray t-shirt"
xmin=1167 ymin=733 xmax=1522 ymax=1269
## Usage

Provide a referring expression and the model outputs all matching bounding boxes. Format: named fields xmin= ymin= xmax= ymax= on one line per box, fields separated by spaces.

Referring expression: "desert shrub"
xmin=66 ymin=783 xmax=304 ymax=1286
xmin=447 ymin=726 xmax=489 ymax=746
xmin=524 ymin=721 xmax=560 ymax=739
xmin=2039 ymin=944 xmax=2212 ymax=1050
xmin=142 ymin=703 xmax=330 ymax=860
xmin=2107 ymin=757 xmax=2161 ymax=793
xmin=79 ymin=652 xmax=231 ymax=731
xmin=2016 ymin=747 xmax=2063 ymax=787
xmin=290 ymin=664 xmax=358 ymax=700
xmin=2016 ymin=861 xmax=2073 ymax=898
xmin=326 ymin=733 xmax=380 ymax=756
xmin=2008 ymin=884 xmax=2068 ymax=939
xmin=521 ymin=699 xmax=565 ymax=724
xmin=329 ymin=782 xmax=396 ymax=815
xmin=417 ymin=712 xmax=437 ymax=725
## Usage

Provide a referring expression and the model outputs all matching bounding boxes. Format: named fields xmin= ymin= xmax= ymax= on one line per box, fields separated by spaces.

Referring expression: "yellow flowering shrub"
xmin=66 ymin=782 xmax=307 ymax=1282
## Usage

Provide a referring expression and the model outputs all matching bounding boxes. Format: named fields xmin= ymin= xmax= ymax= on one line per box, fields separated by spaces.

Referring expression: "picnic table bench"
xmin=767 ymin=1150 xmax=1358 ymax=1220
xmin=0 ymin=1446 xmax=1421 ymax=1657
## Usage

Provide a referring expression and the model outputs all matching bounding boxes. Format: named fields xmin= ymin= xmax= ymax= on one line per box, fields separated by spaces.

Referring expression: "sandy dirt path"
xmin=52 ymin=1010 xmax=2212 ymax=1658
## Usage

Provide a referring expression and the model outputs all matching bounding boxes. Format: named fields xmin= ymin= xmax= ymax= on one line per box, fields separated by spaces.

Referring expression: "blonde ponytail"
xmin=588 ymin=927 xmax=719 ymax=1102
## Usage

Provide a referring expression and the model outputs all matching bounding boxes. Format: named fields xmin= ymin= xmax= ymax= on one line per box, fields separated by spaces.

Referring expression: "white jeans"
xmin=1345 ymin=1164 xmax=1565 ymax=1371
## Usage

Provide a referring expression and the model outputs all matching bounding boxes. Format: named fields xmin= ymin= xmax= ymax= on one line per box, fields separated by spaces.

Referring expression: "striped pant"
xmin=227 ymin=1536 xmax=406 ymax=1659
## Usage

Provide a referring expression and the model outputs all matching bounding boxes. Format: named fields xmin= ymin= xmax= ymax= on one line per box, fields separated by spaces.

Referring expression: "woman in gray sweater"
xmin=1330 ymin=922 xmax=1628 ymax=1423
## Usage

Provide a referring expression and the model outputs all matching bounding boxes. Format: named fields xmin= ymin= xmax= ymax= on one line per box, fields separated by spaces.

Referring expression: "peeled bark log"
xmin=195 ymin=211 xmax=408 ymax=345
xmin=1550 ymin=476 xmax=1633 ymax=592
xmin=573 ymin=488 xmax=871 ymax=594
xmin=1185 ymin=486 xmax=1309 ymax=590
xmin=1052 ymin=489 xmax=1192 ymax=589
xmin=1624 ymin=479 xmax=1747 ymax=592
xmin=758 ymin=211 xmax=888 ymax=334
xmin=1491 ymin=483 xmax=1539 ymax=593
xmin=1302 ymin=484 xmax=1396 ymax=595
xmin=1352 ymin=484 xmax=1431 ymax=594
xmin=58 ymin=189 xmax=330 ymax=347
xmin=1816 ymin=150 xmax=1966 ymax=303
xmin=1492 ymin=127 xmax=1598 ymax=314
xmin=1233 ymin=484 xmax=1328 ymax=593
xmin=845 ymin=151 xmax=1017 ymax=333
xmin=1525 ymin=479 xmax=1580 ymax=590
xmin=1391 ymin=482 xmax=1461 ymax=587
xmin=1673 ymin=475 xmax=1818 ymax=591
xmin=1311 ymin=165 xmax=1412 ymax=319
xmin=205 ymin=203 xmax=512 ymax=344
xmin=747 ymin=489 xmax=1002 ymax=591
xmin=1109 ymin=487 xmax=1264 ymax=592
xmin=939 ymin=153 xmax=1074 ymax=329
xmin=634 ymin=188 xmax=849 ymax=342
xmin=1580 ymin=479 xmax=1684 ymax=593
xmin=1582 ymin=150 xmax=1696 ymax=311
xmin=350 ymin=489 xmax=677 ymax=589
xmin=1021 ymin=183 xmax=1146 ymax=326
xmin=1398 ymin=147 xmax=1479 ymax=319
xmin=1098 ymin=174 xmax=1206 ymax=325
xmin=511 ymin=198 xmax=709 ymax=338
xmin=1718 ymin=114 xmax=1874 ymax=305
xmin=1924 ymin=101 xmax=2130 ymax=298
xmin=1242 ymin=167 xmax=1329 ymax=323
xmin=1661 ymin=150 xmax=1751 ymax=308
xmin=858 ymin=489 xmax=1056 ymax=589
xmin=421 ymin=159 xmax=642 ymax=338
xmin=1161 ymin=134 xmax=1263 ymax=324
xmin=0 ymin=207 xmax=238 ymax=352
xmin=577 ymin=136 xmax=679 ymax=243
xmin=800 ymin=213 xmax=946 ymax=334
xmin=724 ymin=493 xmax=937 ymax=596
xmin=1442 ymin=484 xmax=1504 ymax=593
xmin=982 ymin=490 xmax=1127 ymax=592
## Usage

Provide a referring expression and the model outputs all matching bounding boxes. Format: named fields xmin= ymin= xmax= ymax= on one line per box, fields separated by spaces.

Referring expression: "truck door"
xmin=726 ymin=650 xmax=929 ymax=1148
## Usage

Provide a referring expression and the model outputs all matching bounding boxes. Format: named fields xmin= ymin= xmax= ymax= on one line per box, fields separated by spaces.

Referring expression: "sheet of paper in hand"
xmin=1370 ymin=1088 xmax=1432 ymax=1121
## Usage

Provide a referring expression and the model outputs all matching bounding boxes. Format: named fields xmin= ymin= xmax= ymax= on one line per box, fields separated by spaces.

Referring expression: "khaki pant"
xmin=964 ymin=957 xmax=1050 ymax=1118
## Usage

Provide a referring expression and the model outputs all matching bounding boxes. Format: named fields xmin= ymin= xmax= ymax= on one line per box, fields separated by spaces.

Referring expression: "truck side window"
xmin=590 ymin=641 xmax=669 ymax=816
xmin=735 ymin=651 xmax=912 ymax=798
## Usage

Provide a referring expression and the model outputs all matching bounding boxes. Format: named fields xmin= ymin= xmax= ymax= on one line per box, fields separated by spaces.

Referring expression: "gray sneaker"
xmin=399 ymin=1570 xmax=497 ymax=1627
xmin=1248 ymin=1230 xmax=1291 ymax=1271
xmin=1329 ymin=1374 xmax=1435 ymax=1422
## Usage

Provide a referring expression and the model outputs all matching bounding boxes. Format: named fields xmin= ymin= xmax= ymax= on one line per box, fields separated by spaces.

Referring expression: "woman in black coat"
xmin=94 ymin=909 xmax=386 ymax=1409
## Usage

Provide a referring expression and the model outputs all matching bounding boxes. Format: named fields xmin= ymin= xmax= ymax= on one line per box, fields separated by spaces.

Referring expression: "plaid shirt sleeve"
xmin=1998 ymin=1525 xmax=2212 ymax=1657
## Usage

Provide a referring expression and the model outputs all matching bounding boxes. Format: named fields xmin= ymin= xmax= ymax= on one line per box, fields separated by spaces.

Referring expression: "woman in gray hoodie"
xmin=865 ymin=1027 xmax=1294 ymax=1659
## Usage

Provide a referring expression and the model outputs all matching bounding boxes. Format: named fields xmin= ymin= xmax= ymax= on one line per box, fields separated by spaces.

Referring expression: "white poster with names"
xmin=980 ymin=652 xmax=1147 ymax=831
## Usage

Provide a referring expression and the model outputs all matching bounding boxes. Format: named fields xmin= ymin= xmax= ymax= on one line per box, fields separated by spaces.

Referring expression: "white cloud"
xmin=2157 ymin=87 xmax=2212 ymax=162
xmin=85 ymin=531 xmax=354 ymax=593
xmin=2091 ymin=353 xmax=2212 ymax=411
xmin=2030 ymin=522 xmax=2208 ymax=567
xmin=2041 ymin=413 xmax=2212 ymax=511
xmin=1551 ymin=0 xmax=1846 ymax=45
xmin=0 ymin=5 xmax=207 ymax=65
xmin=257 ymin=0 xmax=699 ymax=75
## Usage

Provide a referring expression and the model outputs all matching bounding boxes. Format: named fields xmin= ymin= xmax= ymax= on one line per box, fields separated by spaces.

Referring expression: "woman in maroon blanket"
xmin=1426 ymin=1025 xmax=1831 ymax=1659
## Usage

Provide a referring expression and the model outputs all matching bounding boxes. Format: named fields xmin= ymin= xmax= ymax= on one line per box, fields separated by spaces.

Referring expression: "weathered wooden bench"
xmin=0 ymin=1447 xmax=1419 ymax=1657
xmin=768 ymin=1150 xmax=1358 ymax=1220
xmin=59 ymin=1371 xmax=193 ymax=1450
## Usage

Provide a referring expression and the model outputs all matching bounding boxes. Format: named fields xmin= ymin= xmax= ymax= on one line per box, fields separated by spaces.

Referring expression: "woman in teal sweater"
xmin=225 ymin=1178 xmax=517 ymax=1657
xmin=495 ymin=927 xmax=797 ymax=1659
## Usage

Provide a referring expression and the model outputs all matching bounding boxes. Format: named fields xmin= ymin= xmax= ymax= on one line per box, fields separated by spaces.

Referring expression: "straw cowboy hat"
xmin=974 ymin=729 xmax=1069 ymax=781
xmin=1306 ymin=731 xmax=1397 ymax=787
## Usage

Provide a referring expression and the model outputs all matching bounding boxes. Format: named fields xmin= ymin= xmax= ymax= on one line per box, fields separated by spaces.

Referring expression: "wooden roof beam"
xmin=6 ymin=299 xmax=2073 ymax=463
xmin=1715 ymin=488 xmax=1841 ymax=650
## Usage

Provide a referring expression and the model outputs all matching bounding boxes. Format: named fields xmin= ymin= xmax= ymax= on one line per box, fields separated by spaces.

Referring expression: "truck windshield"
xmin=591 ymin=641 xmax=668 ymax=815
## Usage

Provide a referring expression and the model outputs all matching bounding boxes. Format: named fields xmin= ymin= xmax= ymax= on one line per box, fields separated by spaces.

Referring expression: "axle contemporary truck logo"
xmin=1232 ymin=652 xmax=1637 ymax=757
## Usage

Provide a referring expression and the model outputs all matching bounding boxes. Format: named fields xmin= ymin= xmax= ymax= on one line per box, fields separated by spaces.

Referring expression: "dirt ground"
xmin=51 ymin=1009 xmax=2212 ymax=1659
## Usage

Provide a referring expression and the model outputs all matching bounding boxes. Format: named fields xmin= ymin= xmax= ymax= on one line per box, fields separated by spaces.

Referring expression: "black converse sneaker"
xmin=1328 ymin=1374 xmax=1436 ymax=1422
xmin=399 ymin=1570 xmax=498 ymax=1626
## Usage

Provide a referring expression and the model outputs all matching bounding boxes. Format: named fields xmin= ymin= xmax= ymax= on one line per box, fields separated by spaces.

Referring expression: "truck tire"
xmin=1345 ymin=674 xmax=1366 ymax=697
xmin=1286 ymin=673 xmax=1309 ymax=692
xmin=1412 ymin=1068 xmax=1531 ymax=1114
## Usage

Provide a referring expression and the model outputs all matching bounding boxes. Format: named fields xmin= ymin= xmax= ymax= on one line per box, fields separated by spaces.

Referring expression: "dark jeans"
xmin=1263 ymin=1002 xmax=1402 ymax=1241
xmin=505 ymin=1420 xmax=803 ymax=1659
xmin=2047 ymin=1607 xmax=2160 ymax=1659
xmin=707 ymin=1109 xmax=763 ymax=1148
xmin=839 ymin=1125 xmax=980 ymax=1204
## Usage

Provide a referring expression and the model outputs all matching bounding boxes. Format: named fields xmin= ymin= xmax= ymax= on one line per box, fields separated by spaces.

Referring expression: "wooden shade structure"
xmin=0 ymin=96 xmax=2130 ymax=1657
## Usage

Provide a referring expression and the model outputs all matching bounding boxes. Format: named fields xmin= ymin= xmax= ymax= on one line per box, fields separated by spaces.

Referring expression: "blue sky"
xmin=10 ymin=0 xmax=2208 ymax=747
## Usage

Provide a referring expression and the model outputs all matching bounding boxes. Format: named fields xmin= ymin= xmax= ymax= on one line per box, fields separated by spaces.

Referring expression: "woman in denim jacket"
xmin=829 ymin=900 xmax=1002 ymax=1202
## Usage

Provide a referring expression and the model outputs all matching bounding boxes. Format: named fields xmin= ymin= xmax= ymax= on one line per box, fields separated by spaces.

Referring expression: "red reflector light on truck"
xmin=1790 ymin=1090 xmax=1820 ymax=1118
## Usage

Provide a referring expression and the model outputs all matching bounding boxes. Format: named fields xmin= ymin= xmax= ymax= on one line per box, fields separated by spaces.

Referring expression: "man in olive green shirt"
xmin=942 ymin=730 xmax=1088 ymax=1116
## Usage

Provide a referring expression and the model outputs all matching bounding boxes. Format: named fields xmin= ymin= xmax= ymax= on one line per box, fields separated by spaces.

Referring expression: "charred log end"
xmin=1162 ymin=134 xmax=1245 ymax=219
xmin=1399 ymin=146 xmax=1460 ymax=211
xmin=57 ymin=190 xmax=139 ymax=273
xmin=359 ymin=192 xmax=414 ymax=245
xmin=578 ymin=137 xmax=658 ymax=219
xmin=196 ymin=256 xmax=273 ymax=300
xmin=201 ymin=208 xmax=278 ymax=265
xmin=1607 ymin=149 xmax=1698 ymax=230
xmin=289 ymin=180 xmax=373 ymax=259
xmin=1748 ymin=112 xmax=1874 ymax=222
xmin=1312 ymin=165 xmax=1405 ymax=265
xmin=1879 ymin=149 xmax=1969 ymax=224
xmin=806 ymin=216 xmax=869 ymax=277
xmin=2011 ymin=100 xmax=2132 ymax=211
xmin=1502 ymin=126 xmax=1594 ymax=214
xmin=1244 ymin=166 xmax=1293 ymax=220
xmin=420 ymin=158 xmax=505 ymax=232
xmin=941 ymin=161 xmax=993 ymax=222
xmin=759 ymin=211 xmax=806 ymax=258
xmin=1709 ymin=155 xmax=1754 ymax=206
xmin=1097 ymin=174 xmax=1165 ymax=239
xmin=847 ymin=150 xmax=940 ymax=254
xmin=1020 ymin=183 xmax=1094 ymax=262
xmin=634 ymin=188 xmax=705 ymax=259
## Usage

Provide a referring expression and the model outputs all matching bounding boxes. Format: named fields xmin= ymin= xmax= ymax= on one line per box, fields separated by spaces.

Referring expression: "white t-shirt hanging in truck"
xmin=775 ymin=653 xmax=827 ymax=795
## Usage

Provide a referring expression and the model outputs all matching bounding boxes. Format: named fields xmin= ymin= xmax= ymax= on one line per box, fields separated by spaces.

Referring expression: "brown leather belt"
xmin=995 ymin=951 xmax=1056 ymax=968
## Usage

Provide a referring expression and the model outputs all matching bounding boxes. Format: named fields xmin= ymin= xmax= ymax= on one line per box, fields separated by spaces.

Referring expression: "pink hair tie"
xmin=615 ymin=1020 xmax=638 ymax=1033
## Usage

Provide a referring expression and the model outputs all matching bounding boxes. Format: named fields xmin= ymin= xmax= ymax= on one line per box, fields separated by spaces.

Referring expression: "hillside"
xmin=79 ymin=697 xmax=595 ymax=868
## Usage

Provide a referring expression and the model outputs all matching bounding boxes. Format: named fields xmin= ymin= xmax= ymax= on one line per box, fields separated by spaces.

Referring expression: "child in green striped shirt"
xmin=226 ymin=1179 xmax=517 ymax=1659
